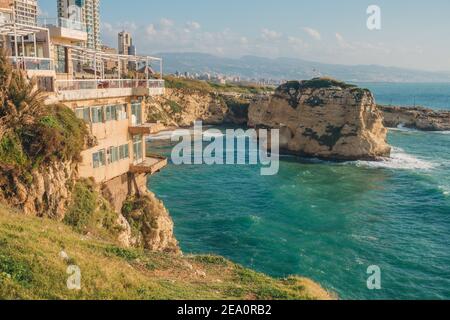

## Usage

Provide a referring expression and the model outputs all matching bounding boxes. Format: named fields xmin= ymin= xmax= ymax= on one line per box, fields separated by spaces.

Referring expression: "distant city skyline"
xmin=39 ymin=0 xmax=450 ymax=72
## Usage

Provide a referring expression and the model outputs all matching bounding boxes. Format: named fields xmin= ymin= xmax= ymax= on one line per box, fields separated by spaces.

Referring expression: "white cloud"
xmin=186 ymin=21 xmax=201 ymax=30
xmin=303 ymin=27 xmax=321 ymax=41
xmin=159 ymin=18 xmax=174 ymax=29
xmin=146 ymin=24 xmax=157 ymax=36
xmin=261 ymin=28 xmax=283 ymax=40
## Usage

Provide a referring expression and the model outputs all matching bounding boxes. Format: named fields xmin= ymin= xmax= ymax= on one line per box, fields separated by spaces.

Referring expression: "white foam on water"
xmin=148 ymin=129 xmax=195 ymax=141
xmin=353 ymin=148 xmax=434 ymax=170
xmin=203 ymin=131 xmax=225 ymax=139
xmin=439 ymin=186 xmax=450 ymax=197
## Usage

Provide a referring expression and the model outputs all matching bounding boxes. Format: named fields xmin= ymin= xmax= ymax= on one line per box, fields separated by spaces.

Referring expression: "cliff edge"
xmin=249 ymin=78 xmax=391 ymax=160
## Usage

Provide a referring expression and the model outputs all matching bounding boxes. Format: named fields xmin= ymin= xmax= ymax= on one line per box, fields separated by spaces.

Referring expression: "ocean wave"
xmin=439 ymin=186 xmax=450 ymax=197
xmin=353 ymin=148 xmax=434 ymax=170
xmin=389 ymin=124 xmax=419 ymax=133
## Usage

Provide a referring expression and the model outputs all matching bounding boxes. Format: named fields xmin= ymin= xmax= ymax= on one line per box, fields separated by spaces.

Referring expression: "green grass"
xmin=280 ymin=78 xmax=358 ymax=92
xmin=0 ymin=133 xmax=29 ymax=168
xmin=64 ymin=179 xmax=122 ymax=240
xmin=164 ymin=75 xmax=274 ymax=95
xmin=0 ymin=204 xmax=332 ymax=300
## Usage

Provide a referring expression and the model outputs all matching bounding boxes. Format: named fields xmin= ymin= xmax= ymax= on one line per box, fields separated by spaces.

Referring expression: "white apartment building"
xmin=14 ymin=0 xmax=37 ymax=26
xmin=57 ymin=0 xmax=100 ymax=49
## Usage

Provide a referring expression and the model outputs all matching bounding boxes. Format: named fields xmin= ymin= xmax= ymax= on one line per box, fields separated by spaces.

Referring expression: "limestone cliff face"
xmin=0 ymin=161 xmax=76 ymax=220
xmin=248 ymin=79 xmax=391 ymax=160
xmin=102 ymin=173 xmax=181 ymax=254
xmin=146 ymin=88 xmax=228 ymax=127
xmin=379 ymin=105 xmax=450 ymax=131
xmin=122 ymin=191 xmax=181 ymax=255
xmin=146 ymin=88 xmax=250 ymax=127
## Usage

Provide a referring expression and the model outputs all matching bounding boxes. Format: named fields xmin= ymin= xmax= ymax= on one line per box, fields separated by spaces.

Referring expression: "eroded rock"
xmin=248 ymin=78 xmax=391 ymax=160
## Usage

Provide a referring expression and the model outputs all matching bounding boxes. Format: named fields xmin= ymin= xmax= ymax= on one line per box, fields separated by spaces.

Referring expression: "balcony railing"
xmin=55 ymin=79 xmax=165 ymax=91
xmin=38 ymin=17 xmax=87 ymax=32
xmin=9 ymin=57 xmax=54 ymax=71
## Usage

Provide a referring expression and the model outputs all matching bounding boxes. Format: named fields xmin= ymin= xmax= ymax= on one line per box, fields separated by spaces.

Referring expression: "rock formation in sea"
xmin=248 ymin=78 xmax=392 ymax=160
xmin=379 ymin=105 xmax=450 ymax=131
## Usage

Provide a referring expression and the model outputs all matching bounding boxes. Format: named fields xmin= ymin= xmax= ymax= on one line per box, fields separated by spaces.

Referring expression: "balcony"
xmin=129 ymin=154 xmax=168 ymax=175
xmin=55 ymin=79 xmax=165 ymax=101
xmin=9 ymin=56 xmax=56 ymax=78
xmin=40 ymin=18 xmax=87 ymax=42
xmin=129 ymin=122 xmax=166 ymax=135
xmin=9 ymin=56 xmax=53 ymax=70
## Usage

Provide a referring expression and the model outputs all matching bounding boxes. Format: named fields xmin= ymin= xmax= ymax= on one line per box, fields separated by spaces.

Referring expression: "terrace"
xmin=130 ymin=154 xmax=168 ymax=175
xmin=39 ymin=17 xmax=87 ymax=42
xmin=54 ymin=44 xmax=165 ymax=101
xmin=0 ymin=22 xmax=53 ymax=74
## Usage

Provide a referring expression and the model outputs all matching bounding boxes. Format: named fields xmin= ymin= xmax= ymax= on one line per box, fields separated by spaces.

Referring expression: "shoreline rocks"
xmin=248 ymin=78 xmax=391 ymax=161
xmin=379 ymin=105 xmax=450 ymax=131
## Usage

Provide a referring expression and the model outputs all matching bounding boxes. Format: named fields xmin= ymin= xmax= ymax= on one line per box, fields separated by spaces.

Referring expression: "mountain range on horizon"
xmin=155 ymin=52 xmax=450 ymax=83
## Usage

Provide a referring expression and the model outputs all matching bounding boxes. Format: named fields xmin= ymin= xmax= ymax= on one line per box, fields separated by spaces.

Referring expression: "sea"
xmin=147 ymin=83 xmax=450 ymax=300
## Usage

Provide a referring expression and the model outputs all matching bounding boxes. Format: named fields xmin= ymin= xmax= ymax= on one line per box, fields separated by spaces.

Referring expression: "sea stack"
xmin=248 ymin=78 xmax=391 ymax=160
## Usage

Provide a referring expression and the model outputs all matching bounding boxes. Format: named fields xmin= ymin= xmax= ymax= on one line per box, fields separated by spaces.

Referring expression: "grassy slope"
xmin=164 ymin=76 xmax=274 ymax=95
xmin=0 ymin=204 xmax=332 ymax=300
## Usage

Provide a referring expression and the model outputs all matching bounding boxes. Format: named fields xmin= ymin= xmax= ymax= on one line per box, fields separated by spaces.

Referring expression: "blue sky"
xmin=39 ymin=0 xmax=450 ymax=71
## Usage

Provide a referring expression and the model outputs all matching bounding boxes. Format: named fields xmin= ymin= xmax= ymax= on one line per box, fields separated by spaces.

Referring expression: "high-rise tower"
xmin=57 ymin=0 xmax=100 ymax=49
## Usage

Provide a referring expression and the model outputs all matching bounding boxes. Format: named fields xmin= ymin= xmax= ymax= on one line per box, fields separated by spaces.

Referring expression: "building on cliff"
xmin=0 ymin=0 xmax=167 ymax=199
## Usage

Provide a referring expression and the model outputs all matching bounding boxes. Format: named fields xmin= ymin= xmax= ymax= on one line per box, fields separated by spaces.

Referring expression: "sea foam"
xmin=354 ymin=148 xmax=434 ymax=170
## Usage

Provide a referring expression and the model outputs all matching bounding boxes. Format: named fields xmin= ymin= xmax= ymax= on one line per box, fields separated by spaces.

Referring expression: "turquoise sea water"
xmin=147 ymin=84 xmax=450 ymax=300
xmin=356 ymin=82 xmax=450 ymax=110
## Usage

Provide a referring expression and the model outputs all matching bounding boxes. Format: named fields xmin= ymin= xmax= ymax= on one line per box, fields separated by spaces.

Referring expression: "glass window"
xmin=108 ymin=146 xmax=119 ymax=164
xmin=91 ymin=107 xmax=104 ymax=123
xmin=116 ymin=104 xmax=128 ymax=121
xmin=119 ymin=144 xmax=130 ymax=160
xmin=75 ymin=107 xmax=90 ymax=123
xmin=55 ymin=45 xmax=67 ymax=74
xmin=133 ymin=136 xmax=143 ymax=163
xmin=105 ymin=106 xmax=113 ymax=121
xmin=131 ymin=102 xmax=142 ymax=126
xmin=92 ymin=149 xmax=106 ymax=168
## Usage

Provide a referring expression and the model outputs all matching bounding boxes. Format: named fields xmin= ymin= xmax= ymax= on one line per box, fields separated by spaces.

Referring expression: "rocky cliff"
xmin=248 ymin=79 xmax=391 ymax=160
xmin=379 ymin=105 xmax=450 ymax=131
xmin=1 ymin=161 xmax=76 ymax=220
xmin=122 ymin=192 xmax=181 ymax=254
xmin=146 ymin=88 xmax=251 ymax=127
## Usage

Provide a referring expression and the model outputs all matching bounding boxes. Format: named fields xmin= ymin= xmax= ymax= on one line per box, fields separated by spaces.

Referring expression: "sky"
xmin=39 ymin=0 xmax=450 ymax=72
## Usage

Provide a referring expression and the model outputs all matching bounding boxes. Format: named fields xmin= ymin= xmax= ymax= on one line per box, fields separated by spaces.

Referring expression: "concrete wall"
xmin=101 ymin=172 xmax=147 ymax=213
xmin=66 ymin=97 xmax=146 ymax=184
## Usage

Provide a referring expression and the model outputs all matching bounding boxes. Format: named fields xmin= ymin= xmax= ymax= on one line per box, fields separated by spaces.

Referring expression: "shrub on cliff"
xmin=64 ymin=179 xmax=123 ymax=240
xmin=0 ymin=50 xmax=87 ymax=174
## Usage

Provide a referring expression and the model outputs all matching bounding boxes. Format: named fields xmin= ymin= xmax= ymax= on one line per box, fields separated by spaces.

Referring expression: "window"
xmin=105 ymin=105 xmax=118 ymax=121
xmin=119 ymin=144 xmax=129 ymax=160
xmin=55 ymin=45 xmax=67 ymax=73
xmin=116 ymin=104 xmax=128 ymax=121
xmin=133 ymin=135 xmax=143 ymax=163
xmin=92 ymin=149 xmax=106 ymax=168
xmin=108 ymin=146 xmax=119 ymax=164
xmin=131 ymin=102 xmax=142 ymax=126
xmin=91 ymin=107 xmax=104 ymax=123
xmin=75 ymin=107 xmax=90 ymax=123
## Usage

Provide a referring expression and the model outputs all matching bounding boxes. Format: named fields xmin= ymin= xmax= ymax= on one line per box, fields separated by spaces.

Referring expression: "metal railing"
xmin=38 ymin=17 xmax=87 ymax=32
xmin=9 ymin=56 xmax=54 ymax=71
xmin=55 ymin=79 xmax=165 ymax=91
